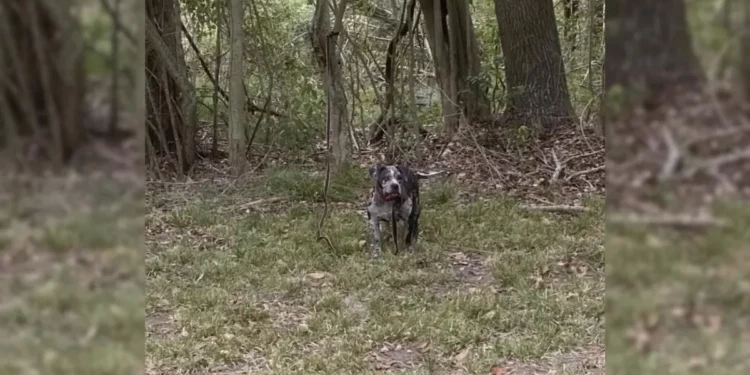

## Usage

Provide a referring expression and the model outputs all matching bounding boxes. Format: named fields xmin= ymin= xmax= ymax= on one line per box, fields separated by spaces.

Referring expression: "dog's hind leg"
xmin=405 ymin=215 xmax=418 ymax=250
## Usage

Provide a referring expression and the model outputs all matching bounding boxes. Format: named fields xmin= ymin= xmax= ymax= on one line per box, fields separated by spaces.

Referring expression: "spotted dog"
xmin=366 ymin=164 xmax=440 ymax=257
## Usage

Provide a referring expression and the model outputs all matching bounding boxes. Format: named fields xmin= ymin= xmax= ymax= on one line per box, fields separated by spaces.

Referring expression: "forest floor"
xmin=0 ymin=139 xmax=144 ymax=375
xmin=605 ymin=85 xmax=750 ymax=374
xmin=145 ymin=125 xmax=606 ymax=374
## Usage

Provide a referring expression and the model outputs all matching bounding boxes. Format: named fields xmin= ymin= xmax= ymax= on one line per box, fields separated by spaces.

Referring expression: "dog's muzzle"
xmin=381 ymin=183 xmax=401 ymax=201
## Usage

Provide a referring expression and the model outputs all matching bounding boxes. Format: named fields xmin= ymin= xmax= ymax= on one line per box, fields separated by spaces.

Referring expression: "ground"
xmin=0 ymin=139 xmax=144 ymax=375
xmin=605 ymin=84 xmax=750 ymax=374
xmin=145 ymin=123 xmax=606 ymax=375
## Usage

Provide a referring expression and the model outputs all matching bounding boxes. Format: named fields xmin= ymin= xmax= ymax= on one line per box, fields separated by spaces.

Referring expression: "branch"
xmin=179 ymin=21 xmax=284 ymax=118
xmin=565 ymin=165 xmax=605 ymax=182
xmin=520 ymin=205 xmax=591 ymax=213
xmin=609 ymin=213 xmax=728 ymax=228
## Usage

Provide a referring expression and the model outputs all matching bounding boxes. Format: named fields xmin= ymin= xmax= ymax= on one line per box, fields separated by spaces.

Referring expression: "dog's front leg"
xmin=369 ymin=216 xmax=382 ymax=257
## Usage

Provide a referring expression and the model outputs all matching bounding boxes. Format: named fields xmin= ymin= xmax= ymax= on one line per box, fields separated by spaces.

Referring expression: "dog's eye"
xmin=396 ymin=175 xmax=403 ymax=180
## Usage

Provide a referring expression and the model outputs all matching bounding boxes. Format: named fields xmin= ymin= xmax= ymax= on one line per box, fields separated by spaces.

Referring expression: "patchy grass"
xmin=146 ymin=170 xmax=604 ymax=374
xmin=0 ymin=173 xmax=144 ymax=375
xmin=606 ymin=201 xmax=750 ymax=375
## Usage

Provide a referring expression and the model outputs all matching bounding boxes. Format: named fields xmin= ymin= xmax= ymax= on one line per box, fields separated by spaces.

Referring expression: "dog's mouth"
xmin=382 ymin=192 xmax=400 ymax=201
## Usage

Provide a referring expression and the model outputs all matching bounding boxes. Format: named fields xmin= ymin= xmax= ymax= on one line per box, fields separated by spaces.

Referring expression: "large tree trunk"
xmin=494 ymin=0 xmax=574 ymax=129
xmin=741 ymin=0 xmax=750 ymax=100
xmin=228 ymin=0 xmax=247 ymax=176
xmin=311 ymin=0 xmax=350 ymax=167
xmin=604 ymin=0 xmax=703 ymax=96
xmin=419 ymin=0 xmax=488 ymax=136
xmin=146 ymin=0 xmax=197 ymax=174
xmin=0 ymin=0 xmax=85 ymax=162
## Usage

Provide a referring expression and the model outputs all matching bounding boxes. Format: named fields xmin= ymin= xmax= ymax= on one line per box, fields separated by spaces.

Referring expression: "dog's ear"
xmin=368 ymin=165 xmax=379 ymax=181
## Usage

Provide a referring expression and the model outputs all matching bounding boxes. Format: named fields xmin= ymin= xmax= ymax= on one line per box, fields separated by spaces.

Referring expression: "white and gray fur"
xmin=366 ymin=165 xmax=439 ymax=257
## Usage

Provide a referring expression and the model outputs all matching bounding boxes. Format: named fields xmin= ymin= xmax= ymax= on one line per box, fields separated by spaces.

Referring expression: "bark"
xmin=494 ymin=0 xmax=574 ymax=128
xmin=146 ymin=0 xmax=197 ymax=174
xmin=311 ymin=0 xmax=351 ymax=167
xmin=741 ymin=0 xmax=750 ymax=100
xmin=228 ymin=0 xmax=247 ymax=176
xmin=0 ymin=0 xmax=85 ymax=162
xmin=604 ymin=0 xmax=703 ymax=96
xmin=419 ymin=0 xmax=488 ymax=135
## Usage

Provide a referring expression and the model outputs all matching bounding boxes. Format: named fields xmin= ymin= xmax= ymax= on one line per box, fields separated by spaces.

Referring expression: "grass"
xmin=146 ymin=167 xmax=604 ymax=374
xmin=0 ymin=173 xmax=144 ymax=375
xmin=606 ymin=201 xmax=750 ymax=375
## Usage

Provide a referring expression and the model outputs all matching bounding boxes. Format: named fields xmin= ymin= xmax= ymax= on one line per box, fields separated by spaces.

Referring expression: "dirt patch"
xmin=494 ymin=346 xmax=604 ymax=375
xmin=369 ymin=342 xmax=424 ymax=372
xmin=448 ymin=251 xmax=493 ymax=286
xmin=146 ymin=312 xmax=176 ymax=339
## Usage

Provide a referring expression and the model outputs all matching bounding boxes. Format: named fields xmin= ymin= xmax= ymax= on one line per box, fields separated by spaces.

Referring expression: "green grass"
xmin=606 ymin=201 xmax=750 ymax=375
xmin=146 ymin=170 xmax=604 ymax=374
xmin=0 ymin=175 xmax=144 ymax=375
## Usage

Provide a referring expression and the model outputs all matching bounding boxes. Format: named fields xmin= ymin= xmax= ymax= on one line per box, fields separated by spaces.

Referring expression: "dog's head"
xmin=369 ymin=164 xmax=407 ymax=201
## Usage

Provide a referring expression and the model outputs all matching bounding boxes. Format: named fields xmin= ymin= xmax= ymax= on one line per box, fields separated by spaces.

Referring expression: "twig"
xmin=609 ymin=213 xmax=728 ymax=228
xmin=683 ymin=147 xmax=750 ymax=178
xmin=561 ymin=149 xmax=604 ymax=164
xmin=565 ymin=165 xmax=605 ymax=182
xmin=658 ymin=128 xmax=681 ymax=181
xmin=520 ymin=205 xmax=591 ymax=213
xmin=238 ymin=197 xmax=282 ymax=209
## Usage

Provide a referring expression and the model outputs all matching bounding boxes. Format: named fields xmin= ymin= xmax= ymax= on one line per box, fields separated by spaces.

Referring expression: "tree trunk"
xmin=228 ymin=0 xmax=247 ymax=176
xmin=419 ymin=0 xmax=488 ymax=136
xmin=0 ymin=0 xmax=85 ymax=162
xmin=741 ymin=0 xmax=750 ymax=100
xmin=146 ymin=0 xmax=197 ymax=174
xmin=494 ymin=0 xmax=574 ymax=129
xmin=604 ymin=0 xmax=703 ymax=97
xmin=311 ymin=0 xmax=351 ymax=167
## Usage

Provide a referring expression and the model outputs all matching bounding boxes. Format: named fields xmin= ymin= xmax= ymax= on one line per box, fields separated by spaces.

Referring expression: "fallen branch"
xmin=565 ymin=165 xmax=605 ymax=182
xmin=520 ymin=205 xmax=591 ymax=213
xmin=684 ymin=147 xmax=750 ymax=178
xmin=238 ymin=197 xmax=282 ymax=209
xmin=608 ymin=213 xmax=728 ymax=228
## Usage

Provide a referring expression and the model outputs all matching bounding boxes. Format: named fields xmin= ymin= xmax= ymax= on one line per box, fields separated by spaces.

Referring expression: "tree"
xmin=146 ymin=0 xmax=197 ymax=174
xmin=494 ymin=0 xmax=574 ymax=129
xmin=419 ymin=0 xmax=489 ymax=135
xmin=1 ymin=0 xmax=85 ymax=162
xmin=228 ymin=0 xmax=247 ymax=176
xmin=311 ymin=0 xmax=350 ymax=167
xmin=604 ymin=0 xmax=703 ymax=97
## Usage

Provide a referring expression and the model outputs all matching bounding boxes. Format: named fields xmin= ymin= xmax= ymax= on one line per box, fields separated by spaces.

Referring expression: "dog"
xmin=366 ymin=164 xmax=440 ymax=257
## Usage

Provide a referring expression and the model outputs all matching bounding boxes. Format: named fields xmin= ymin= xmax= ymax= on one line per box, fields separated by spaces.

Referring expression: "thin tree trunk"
xmin=419 ymin=0 xmax=488 ymax=136
xmin=740 ymin=0 xmax=750 ymax=99
xmin=1 ymin=0 xmax=85 ymax=162
xmin=494 ymin=0 xmax=574 ymax=129
xmin=212 ymin=1 xmax=222 ymax=159
xmin=311 ymin=0 xmax=351 ymax=167
xmin=146 ymin=0 xmax=197 ymax=174
xmin=228 ymin=0 xmax=247 ymax=176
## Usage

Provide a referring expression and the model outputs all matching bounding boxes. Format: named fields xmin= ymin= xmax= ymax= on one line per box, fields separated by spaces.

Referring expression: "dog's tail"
xmin=415 ymin=171 xmax=444 ymax=180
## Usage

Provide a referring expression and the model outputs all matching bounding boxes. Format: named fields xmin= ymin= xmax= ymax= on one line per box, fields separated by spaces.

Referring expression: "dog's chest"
xmin=367 ymin=196 xmax=413 ymax=222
